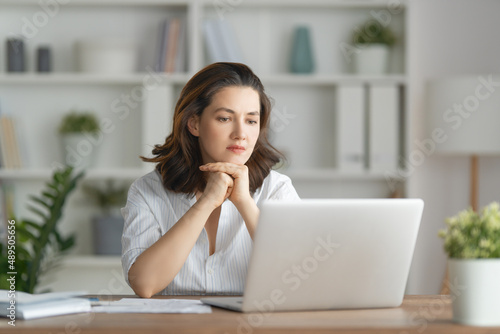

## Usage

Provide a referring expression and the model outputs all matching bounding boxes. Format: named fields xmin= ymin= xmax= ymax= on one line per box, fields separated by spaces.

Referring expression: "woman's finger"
xmin=199 ymin=162 xmax=247 ymax=178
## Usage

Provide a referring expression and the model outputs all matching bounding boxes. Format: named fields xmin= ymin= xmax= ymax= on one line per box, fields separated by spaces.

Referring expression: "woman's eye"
xmin=248 ymin=120 xmax=258 ymax=125
xmin=218 ymin=117 xmax=230 ymax=122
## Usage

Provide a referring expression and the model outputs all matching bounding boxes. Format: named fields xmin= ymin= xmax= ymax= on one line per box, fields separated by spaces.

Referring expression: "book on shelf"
xmin=336 ymin=84 xmax=366 ymax=172
xmin=174 ymin=18 xmax=187 ymax=73
xmin=155 ymin=17 xmax=187 ymax=73
xmin=0 ymin=182 xmax=6 ymax=241
xmin=202 ymin=18 xmax=244 ymax=63
xmin=368 ymin=84 xmax=399 ymax=173
xmin=0 ymin=290 xmax=91 ymax=320
xmin=0 ymin=115 xmax=22 ymax=169
xmin=0 ymin=182 xmax=14 ymax=243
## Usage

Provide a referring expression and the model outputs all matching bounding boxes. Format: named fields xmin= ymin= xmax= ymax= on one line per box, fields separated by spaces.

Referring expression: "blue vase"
xmin=290 ymin=26 xmax=314 ymax=74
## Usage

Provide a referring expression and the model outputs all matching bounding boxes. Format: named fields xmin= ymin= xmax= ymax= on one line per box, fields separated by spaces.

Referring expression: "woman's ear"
xmin=187 ymin=115 xmax=200 ymax=137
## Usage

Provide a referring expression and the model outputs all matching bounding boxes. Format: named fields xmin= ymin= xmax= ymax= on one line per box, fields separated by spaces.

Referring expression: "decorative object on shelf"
xmin=202 ymin=18 xmax=244 ymax=64
xmin=290 ymin=26 xmax=315 ymax=74
xmin=58 ymin=111 xmax=100 ymax=170
xmin=83 ymin=179 xmax=128 ymax=255
xmin=6 ymin=38 xmax=26 ymax=72
xmin=351 ymin=19 xmax=396 ymax=74
xmin=438 ymin=202 xmax=500 ymax=326
xmin=75 ymin=39 xmax=137 ymax=73
xmin=0 ymin=166 xmax=84 ymax=293
xmin=36 ymin=46 xmax=52 ymax=72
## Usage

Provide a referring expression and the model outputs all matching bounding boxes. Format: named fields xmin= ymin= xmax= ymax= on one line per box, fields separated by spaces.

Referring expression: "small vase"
xmin=448 ymin=258 xmax=500 ymax=326
xmin=37 ymin=46 xmax=52 ymax=72
xmin=290 ymin=26 xmax=314 ymax=74
xmin=6 ymin=38 xmax=26 ymax=72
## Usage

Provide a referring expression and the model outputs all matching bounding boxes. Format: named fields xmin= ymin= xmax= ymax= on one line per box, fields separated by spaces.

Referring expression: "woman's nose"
xmin=231 ymin=120 xmax=246 ymax=140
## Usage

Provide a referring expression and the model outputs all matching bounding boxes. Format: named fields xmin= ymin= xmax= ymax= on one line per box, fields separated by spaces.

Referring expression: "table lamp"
xmin=427 ymin=75 xmax=500 ymax=212
xmin=426 ymin=75 xmax=500 ymax=294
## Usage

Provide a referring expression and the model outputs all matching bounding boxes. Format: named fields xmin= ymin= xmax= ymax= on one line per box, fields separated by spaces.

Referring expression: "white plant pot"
xmin=448 ymin=258 xmax=500 ymax=326
xmin=61 ymin=133 xmax=98 ymax=170
xmin=353 ymin=44 xmax=390 ymax=75
xmin=75 ymin=39 xmax=137 ymax=73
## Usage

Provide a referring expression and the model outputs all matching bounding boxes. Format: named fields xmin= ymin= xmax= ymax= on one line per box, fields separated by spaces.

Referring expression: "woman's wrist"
xmin=196 ymin=192 xmax=222 ymax=212
xmin=234 ymin=196 xmax=259 ymax=239
xmin=231 ymin=192 xmax=254 ymax=210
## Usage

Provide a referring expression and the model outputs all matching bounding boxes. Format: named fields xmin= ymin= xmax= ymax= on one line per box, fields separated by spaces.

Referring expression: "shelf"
xmin=0 ymin=73 xmax=190 ymax=86
xmin=262 ymin=74 xmax=407 ymax=86
xmin=0 ymin=73 xmax=406 ymax=86
xmin=0 ymin=0 xmax=410 ymax=245
xmin=281 ymin=169 xmax=406 ymax=181
xmin=5 ymin=0 xmax=407 ymax=7
xmin=203 ymin=0 xmax=408 ymax=8
xmin=0 ymin=168 xmax=149 ymax=181
xmin=3 ymin=0 xmax=190 ymax=6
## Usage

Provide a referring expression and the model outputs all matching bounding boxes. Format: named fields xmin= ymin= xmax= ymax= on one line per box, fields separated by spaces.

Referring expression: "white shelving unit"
xmin=0 ymin=0 xmax=408 ymax=292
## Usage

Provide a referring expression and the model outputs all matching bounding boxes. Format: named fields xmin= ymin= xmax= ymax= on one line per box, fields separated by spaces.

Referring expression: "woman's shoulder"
xmin=129 ymin=169 xmax=190 ymax=203
xmin=130 ymin=169 xmax=163 ymax=191
xmin=256 ymin=170 xmax=299 ymax=201
xmin=127 ymin=169 xmax=168 ymax=201
xmin=263 ymin=170 xmax=293 ymax=186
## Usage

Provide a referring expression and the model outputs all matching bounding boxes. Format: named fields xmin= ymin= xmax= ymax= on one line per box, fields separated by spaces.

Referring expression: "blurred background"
xmin=0 ymin=0 xmax=499 ymax=295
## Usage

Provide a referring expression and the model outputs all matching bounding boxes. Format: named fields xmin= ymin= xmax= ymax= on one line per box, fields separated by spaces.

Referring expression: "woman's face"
xmin=188 ymin=86 xmax=261 ymax=165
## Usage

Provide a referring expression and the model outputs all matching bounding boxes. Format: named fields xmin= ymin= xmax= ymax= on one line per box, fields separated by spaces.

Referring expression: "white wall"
xmin=407 ymin=0 xmax=500 ymax=294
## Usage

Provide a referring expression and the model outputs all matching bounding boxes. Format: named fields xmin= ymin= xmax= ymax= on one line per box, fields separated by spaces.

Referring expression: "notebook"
xmin=201 ymin=198 xmax=424 ymax=312
xmin=0 ymin=290 xmax=90 ymax=320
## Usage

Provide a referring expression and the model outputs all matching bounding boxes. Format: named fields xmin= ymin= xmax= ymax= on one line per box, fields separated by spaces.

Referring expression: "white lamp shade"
xmin=426 ymin=75 xmax=500 ymax=155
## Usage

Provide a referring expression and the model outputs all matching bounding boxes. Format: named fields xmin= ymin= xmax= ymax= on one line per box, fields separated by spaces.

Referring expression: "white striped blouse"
xmin=121 ymin=169 xmax=300 ymax=296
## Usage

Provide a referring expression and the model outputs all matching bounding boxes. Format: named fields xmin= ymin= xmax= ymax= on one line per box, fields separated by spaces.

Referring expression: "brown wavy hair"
xmin=141 ymin=62 xmax=283 ymax=195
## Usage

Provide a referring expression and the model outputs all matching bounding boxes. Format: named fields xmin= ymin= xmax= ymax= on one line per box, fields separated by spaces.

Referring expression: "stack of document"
xmin=92 ymin=298 xmax=212 ymax=314
xmin=0 ymin=290 xmax=91 ymax=320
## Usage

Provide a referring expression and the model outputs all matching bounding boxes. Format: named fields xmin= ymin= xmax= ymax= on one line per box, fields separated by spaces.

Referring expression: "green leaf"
xmin=42 ymin=190 xmax=57 ymax=200
xmin=27 ymin=205 xmax=49 ymax=221
xmin=46 ymin=182 xmax=59 ymax=193
xmin=15 ymin=247 xmax=32 ymax=260
xmin=23 ymin=220 xmax=43 ymax=232
xmin=61 ymin=235 xmax=75 ymax=252
xmin=29 ymin=195 xmax=52 ymax=210
xmin=16 ymin=221 xmax=38 ymax=243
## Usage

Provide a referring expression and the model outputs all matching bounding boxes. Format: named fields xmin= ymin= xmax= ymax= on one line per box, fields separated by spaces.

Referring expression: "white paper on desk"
xmin=92 ymin=298 xmax=212 ymax=314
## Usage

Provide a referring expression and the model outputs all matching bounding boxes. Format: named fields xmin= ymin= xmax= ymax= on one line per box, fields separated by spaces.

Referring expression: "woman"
xmin=121 ymin=62 xmax=300 ymax=298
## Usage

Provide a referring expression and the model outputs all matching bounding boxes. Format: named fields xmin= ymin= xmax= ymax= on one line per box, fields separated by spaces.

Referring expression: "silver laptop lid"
xmin=241 ymin=198 xmax=424 ymax=312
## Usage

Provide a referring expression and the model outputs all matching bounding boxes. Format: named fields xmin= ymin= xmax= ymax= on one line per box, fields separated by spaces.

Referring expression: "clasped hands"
xmin=199 ymin=162 xmax=251 ymax=209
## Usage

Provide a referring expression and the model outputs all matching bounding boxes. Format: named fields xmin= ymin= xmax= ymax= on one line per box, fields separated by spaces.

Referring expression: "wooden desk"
xmin=2 ymin=295 xmax=498 ymax=334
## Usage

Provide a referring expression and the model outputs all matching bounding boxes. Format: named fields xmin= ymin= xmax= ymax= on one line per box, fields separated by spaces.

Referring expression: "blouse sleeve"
xmin=121 ymin=181 xmax=162 ymax=286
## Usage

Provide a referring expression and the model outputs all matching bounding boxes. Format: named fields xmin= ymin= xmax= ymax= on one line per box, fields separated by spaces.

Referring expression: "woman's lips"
xmin=227 ymin=145 xmax=246 ymax=154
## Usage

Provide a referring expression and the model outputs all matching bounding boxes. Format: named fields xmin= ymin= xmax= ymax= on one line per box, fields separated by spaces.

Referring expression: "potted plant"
xmin=83 ymin=179 xmax=129 ymax=255
xmin=0 ymin=166 xmax=83 ymax=293
xmin=438 ymin=202 xmax=500 ymax=326
xmin=351 ymin=19 xmax=396 ymax=74
xmin=58 ymin=111 xmax=100 ymax=170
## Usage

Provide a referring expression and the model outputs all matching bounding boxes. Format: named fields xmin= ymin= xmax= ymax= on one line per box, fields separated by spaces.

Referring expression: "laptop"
xmin=201 ymin=198 xmax=424 ymax=313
